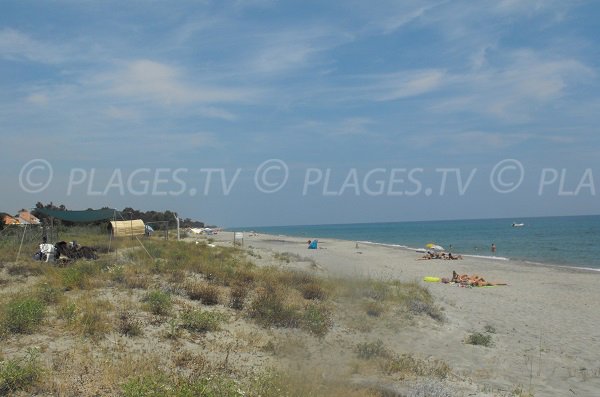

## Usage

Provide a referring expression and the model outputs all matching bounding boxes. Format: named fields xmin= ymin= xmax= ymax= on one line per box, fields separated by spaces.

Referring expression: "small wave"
xmin=463 ymin=254 xmax=509 ymax=261
xmin=357 ymin=240 xmax=411 ymax=250
xmin=524 ymin=261 xmax=600 ymax=273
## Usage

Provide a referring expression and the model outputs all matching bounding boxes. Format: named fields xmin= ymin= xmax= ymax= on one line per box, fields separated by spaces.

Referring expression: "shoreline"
xmin=227 ymin=230 xmax=600 ymax=275
xmin=210 ymin=230 xmax=600 ymax=396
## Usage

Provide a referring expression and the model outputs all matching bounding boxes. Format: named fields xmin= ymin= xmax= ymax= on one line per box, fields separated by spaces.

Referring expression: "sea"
xmin=233 ymin=215 xmax=600 ymax=271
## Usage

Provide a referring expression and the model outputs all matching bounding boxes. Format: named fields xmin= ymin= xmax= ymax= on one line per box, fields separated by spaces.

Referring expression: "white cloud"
xmin=349 ymin=69 xmax=446 ymax=101
xmin=0 ymin=28 xmax=67 ymax=64
xmin=247 ymin=26 xmax=353 ymax=74
xmin=430 ymin=50 xmax=594 ymax=121
xmin=26 ymin=93 xmax=49 ymax=106
xmin=101 ymin=59 xmax=254 ymax=105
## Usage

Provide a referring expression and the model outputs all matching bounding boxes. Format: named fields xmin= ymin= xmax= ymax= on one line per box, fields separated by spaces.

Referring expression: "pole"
xmin=174 ymin=214 xmax=180 ymax=241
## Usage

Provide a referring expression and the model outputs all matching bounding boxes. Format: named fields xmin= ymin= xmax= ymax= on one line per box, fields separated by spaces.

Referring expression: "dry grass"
xmin=0 ymin=232 xmax=454 ymax=396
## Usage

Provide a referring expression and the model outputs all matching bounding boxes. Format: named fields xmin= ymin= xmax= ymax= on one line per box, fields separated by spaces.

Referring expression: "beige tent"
xmin=109 ymin=219 xmax=146 ymax=237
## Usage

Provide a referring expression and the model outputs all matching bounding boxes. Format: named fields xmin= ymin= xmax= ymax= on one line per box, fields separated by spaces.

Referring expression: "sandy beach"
xmin=211 ymin=231 xmax=600 ymax=396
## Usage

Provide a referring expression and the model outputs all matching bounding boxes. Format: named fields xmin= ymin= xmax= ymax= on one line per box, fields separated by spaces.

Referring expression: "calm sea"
xmin=233 ymin=215 xmax=600 ymax=270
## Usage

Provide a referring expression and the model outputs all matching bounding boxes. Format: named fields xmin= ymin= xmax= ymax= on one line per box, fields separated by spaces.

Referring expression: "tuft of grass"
xmin=2 ymin=296 xmax=46 ymax=334
xmin=0 ymin=348 xmax=43 ymax=395
xmin=408 ymin=300 xmax=445 ymax=322
xmin=59 ymin=266 xmax=90 ymax=290
xmin=56 ymin=300 xmax=78 ymax=323
xmin=180 ymin=308 xmax=223 ymax=333
xmin=78 ymin=299 xmax=112 ymax=338
xmin=302 ymin=303 xmax=332 ymax=336
xmin=382 ymin=354 xmax=451 ymax=380
xmin=466 ymin=332 xmax=493 ymax=347
xmin=117 ymin=310 xmax=143 ymax=337
xmin=484 ymin=324 xmax=497 ymax=334
xmin=6 ymin=263 xmax=44 ymax=277
xmin=248 ymin=288 xmax=301 ymax=329
xmin=35 ymin=282 xmax=63 ymax=305
xmin=356 ymin=340 xmax=387 ymax=360
xmin=300 ymin=282 xmax=327 ymax=301
xmin=122 ymin=372 xmax=240 ymax=397
xmin=229 ymin=284 xmax=249 ymax=310
xmin=142 ymin=290 xmax=172 ymax=316
xmin=512 ymin=385 xmax=535 ymax=397
xmin=185 ymin=282 xmax=220 ymax=305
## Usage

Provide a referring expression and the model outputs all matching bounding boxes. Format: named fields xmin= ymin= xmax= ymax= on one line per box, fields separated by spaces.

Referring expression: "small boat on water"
xmin=512 ymin=223 xmax=525 ymax=227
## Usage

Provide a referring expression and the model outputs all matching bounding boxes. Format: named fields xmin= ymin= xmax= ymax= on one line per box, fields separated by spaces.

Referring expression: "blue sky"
xmin=1 ymin=0 xmax=599 ymax=227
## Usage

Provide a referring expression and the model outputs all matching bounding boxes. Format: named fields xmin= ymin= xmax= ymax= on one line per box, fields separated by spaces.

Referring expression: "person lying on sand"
xmin=418 ymin=252 xmax=463 ymax=260
xmin=451 ymin=270 xmax=506 ymax=287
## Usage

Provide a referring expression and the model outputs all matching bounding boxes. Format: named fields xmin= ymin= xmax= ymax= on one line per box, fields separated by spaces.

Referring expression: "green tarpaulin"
xmin=36 ymin=208 xmax=116 ymax=223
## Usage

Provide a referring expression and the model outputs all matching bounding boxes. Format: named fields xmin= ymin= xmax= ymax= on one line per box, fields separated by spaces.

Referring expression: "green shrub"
xmin=383 ymin=354 xmax=450 ymax=379
xmin=3 ymin=296 xmax=46 ymax=334
xmin=248 ymin=288 xmax=301 ymax=328
xmin=60 ymin=266 xmax=89 ymax=290
xmin=122 ymin=373 xmax=240 ymax=397
xmin=466 ymin=332 xmax=493 ymax=347
xmin=143 ymin=290 xmax=172 ymax=316
xmin=35 ymin=282 xmax=62 ymax=304
xmin=302 ymin=304 xmax=331 ymax=336
xmin=0 ymin=349 xmax=42 ymax=395
xmin=356 ymin=340 xmax=387 ymax=360
xmin=180 ymin=308 xmax=223 ymax=333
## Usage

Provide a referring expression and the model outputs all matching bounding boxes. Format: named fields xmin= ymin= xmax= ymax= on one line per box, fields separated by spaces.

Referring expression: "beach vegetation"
xmin=2 ymin=295 xmax=46 ymax=334
xmin=117 ymin=310 xmax=143 ymax=337
xmin=511 ymin=385 xmax=535 ymax=396
xmin=77 ymin=297 xmax=112 ymax=337
xmin=408 ymin=299 xmax=445 ymax=322
xmin=0 ymin=348 xmax=42 ymax=395
xmin=302 ymin=303 xmax=332 ymax=336
xmin=356 ymin=339 xmax=387 ymax=359
xmin=6 ymin=262 xmax=44 ymax=277
xmin=382 ymin=354 xmax=451 ymax=379
xmin=229 ymin=283 xmax=249 ymax=310
xmin=184 ymin=282 xmax=220 ymax=305
xmin=248 ymin=287 xmax=302 ymax=328
xmin=143 ymin=290 xmax=172 ymax=316
xmin=180 ymin=307 xmax=224 ymax=333
xmin=0 ymin=228 xmax=468 ymax=396
xmin=466 ymin=331 xmax=493 ymax=347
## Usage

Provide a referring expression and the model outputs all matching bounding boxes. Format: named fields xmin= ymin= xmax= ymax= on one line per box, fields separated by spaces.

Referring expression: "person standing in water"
xmin=491 ymin=243 xmax=496 ymax=254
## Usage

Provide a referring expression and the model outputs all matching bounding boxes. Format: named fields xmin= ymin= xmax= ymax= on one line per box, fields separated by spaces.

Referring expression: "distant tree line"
xmin=31 ymin=202 xmax=205 ymax=228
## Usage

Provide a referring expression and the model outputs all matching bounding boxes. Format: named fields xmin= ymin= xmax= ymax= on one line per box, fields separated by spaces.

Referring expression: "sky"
xmin=1 ymin=0 xmax=599 ymax=227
